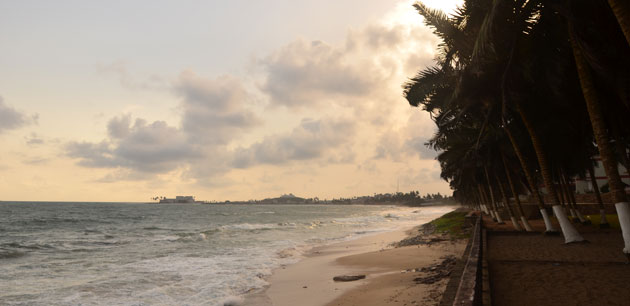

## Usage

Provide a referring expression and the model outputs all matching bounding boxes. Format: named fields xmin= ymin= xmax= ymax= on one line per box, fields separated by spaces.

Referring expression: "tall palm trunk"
xmin=477 ymin=185 xmax=490 ymax=215
xmin=514 ymin=100 xmax=584 ymax=242
xmin=608 ymin=0 xmax=630 ymax=46
xmin=479 ymin=184 xmax=496 ymax=219
xmin=502 ymin=153 xmax=534 ymax=231
xmin=556 ymin=169 xmax=575 ymax=219
xmin=503 ymin=126 xmax=545 ymax=208
xmin=484 ymin=166 xmax=504 ymax=224
xmin=556 ymin=174 xmax=570 ymax=213
xmin=562 ymin=170 xmax=589 ymax=224
xmin=571 ymin=30 xmax=630 ymax=252
xmin=588 ymin=162 xmax=610 ymax=227
xmin=503 ymin=125 xmax=556 ymax=232
xmin=495 ymin=171 xmax=522 ymax=231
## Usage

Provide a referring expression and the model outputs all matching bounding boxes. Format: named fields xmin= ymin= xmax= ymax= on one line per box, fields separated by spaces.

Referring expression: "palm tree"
xmin=501 ymin=152 xmax=534 ymax=231
xmin=607 ymin=0 xmax=630 ymax=45
xmin=588 ymin=162 xmax=610 ymax=228
xmin=405 ymin=0 xmax=630 ymax=247
xmin=564 ymin=0 xmax=630 ymax=253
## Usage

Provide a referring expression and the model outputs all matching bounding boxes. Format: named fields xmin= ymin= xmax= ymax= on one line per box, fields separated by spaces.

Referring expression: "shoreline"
xmin=246 ymin=205 xmax=465 ymax=306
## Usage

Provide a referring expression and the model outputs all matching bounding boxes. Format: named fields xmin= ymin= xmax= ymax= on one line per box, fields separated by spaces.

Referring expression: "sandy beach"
xmin=246 ymin=206 xmax=467 ymax=306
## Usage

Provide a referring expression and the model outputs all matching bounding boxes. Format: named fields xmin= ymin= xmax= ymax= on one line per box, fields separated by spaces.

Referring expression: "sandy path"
xmin=484 ymin=214 xmax=630 ymax=306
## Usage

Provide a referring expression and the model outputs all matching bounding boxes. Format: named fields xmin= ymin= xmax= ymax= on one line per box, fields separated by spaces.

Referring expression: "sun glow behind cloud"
xmin=383 ymin=0 xmax=464 ymax=26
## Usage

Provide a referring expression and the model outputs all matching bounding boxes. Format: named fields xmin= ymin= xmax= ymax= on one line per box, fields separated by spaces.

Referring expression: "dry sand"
xmin=246 ymin=207 xmax=467 ymax=306
xmin=326 ymin=241 xmax=465 ymax=306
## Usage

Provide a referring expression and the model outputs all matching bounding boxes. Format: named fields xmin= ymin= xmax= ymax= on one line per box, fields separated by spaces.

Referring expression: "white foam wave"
xmin=221 ymin=223 xmax=294 ymax=231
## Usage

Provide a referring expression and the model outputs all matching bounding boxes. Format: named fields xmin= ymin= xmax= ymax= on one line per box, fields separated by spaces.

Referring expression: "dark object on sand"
xmin=333 ymin=275 xmax=366 ymax=282
xmin=414 ymin=256 xmax=457 ymax=284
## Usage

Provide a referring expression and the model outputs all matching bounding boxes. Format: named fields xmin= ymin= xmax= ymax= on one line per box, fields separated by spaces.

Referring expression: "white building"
xmin=575 ymin=157 xmax=630 ymax=194
xmin=159 ymin=196 xmax=196 ymax=203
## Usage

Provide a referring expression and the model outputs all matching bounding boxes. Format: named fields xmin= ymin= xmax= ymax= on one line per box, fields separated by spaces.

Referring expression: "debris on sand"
xmin=413 ymin=256 xmax=457 ymax=284
xmin=333 ymin=275 xmax=366 ymax=282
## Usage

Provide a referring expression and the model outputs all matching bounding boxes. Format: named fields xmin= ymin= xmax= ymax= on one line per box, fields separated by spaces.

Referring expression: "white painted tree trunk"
xmin=489 ymin=209 xmax=496 ymax=219
xmin=600 ymin=209 xmax=609 ymax=225
xmin=482 ymin=205 xmax=489 ymax=214
xmin=494 ymin=210 xmax=504 ymax=223
xmin=552 ymin=205 xmax=585 ymax=243
xmin=614 ymin=202 xmax=630 ymax=254
xmin=510 ymin=216 xmax=523 ymax=231
xmin=540 ymin=209 xmax=557 ymax=232
xmin=520 ymin=216 xmax=534 ymax=231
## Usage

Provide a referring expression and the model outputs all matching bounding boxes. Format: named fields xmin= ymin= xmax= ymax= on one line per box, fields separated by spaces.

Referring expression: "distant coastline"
xmin=149 ymin=192 xmax=455 ymax=207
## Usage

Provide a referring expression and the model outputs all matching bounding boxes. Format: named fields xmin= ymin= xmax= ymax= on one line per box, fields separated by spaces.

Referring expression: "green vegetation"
xmin=429 ymin=210 xmax=471 ymax=239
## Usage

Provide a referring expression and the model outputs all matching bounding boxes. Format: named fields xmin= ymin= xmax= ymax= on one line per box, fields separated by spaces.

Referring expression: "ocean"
xmin=0 ymin=202 xmax=451 ymax=306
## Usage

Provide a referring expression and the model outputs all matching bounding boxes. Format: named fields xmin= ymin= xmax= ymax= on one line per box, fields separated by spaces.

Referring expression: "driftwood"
xmin=333 ymin=275 xmax=366 ymax=282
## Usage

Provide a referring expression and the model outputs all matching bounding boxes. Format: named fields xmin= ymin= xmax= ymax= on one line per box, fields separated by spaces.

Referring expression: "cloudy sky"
xmin=0 ymin=0 xmax=461 ymax=202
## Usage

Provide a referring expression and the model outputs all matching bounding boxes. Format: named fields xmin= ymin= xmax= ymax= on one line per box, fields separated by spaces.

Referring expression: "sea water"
xmin=0 ymin=202 xmax=452 ymax=305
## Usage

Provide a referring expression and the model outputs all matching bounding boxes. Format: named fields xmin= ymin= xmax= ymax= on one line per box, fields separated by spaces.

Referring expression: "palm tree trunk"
xmin=608 ymin=0 xmax=630 ymax=46
xmin=562 ymin=171 xmax=589 ymax=224
xmin=588 ymin=162 xmax=610 ymax=227
xmin=503 ymin=126 xmax=545 ymax=209
xmin=484 ymin=166 xmax=504 ymax=224
xmin=503 ymin=125 xmax=556 ymax=232
xmin=478 ymin=184 xmax=491 ymax=216
xmin=502 ymin=153 xmax=534 ymax=231
xmin=476 ymin=188 xmax=488 ymax=214
xmin=556 ymin=169 xmax=576 ymax=220
xmin=571 ymin=30 xmax=630 ymax=252
xmin=496 ymin=171 xmax=522 ymax=231
xmin=514 ymin=101 xmax=583 ymax=242
xmin=556 ymin=174 xmax=570 ymax=214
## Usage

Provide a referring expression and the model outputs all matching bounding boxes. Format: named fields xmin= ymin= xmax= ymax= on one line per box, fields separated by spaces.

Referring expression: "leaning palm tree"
xmin=607 ymin=0 xmax=630 ymax=46
xmin=468 ymin=0 xmax=586 ymax=242
xmin=564 ymin=0 xmax=630 ymax=254
xmin=501 ymin=152 xmax=534 ymax=231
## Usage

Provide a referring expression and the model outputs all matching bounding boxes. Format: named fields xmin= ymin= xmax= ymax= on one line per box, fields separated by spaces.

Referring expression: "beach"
xmin=249 ymin=207 xmax=467 ymax=306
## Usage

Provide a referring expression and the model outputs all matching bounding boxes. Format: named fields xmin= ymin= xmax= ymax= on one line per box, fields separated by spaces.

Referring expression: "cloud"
xmin=97 ymin=61 xmax=166 ymax=90
xmin=25 ymin=133 xmax=45 ymax=145
xmin=0 ymin=96 xmax=36 ymax=134
xmin=65 ymin=8 xmax=444 ymax=190
xmin=66 ymin=71 xmax=262 ymax=180
xmin=405 ymin=136 xmax=438 ymax=160
xmin=373 ymin=111 xmax=438 ymax=161
xmin=258 ymin=20 xmax=438 ymax=125
xmin=260 ymin=39 xmax=380 ymax=108
xmin=22 ymin=157 xmax=50 ymax=165
xmin=232 ymin=117 xmax=356 ymax=168
xmin=175 ymin=71 xmax=261 ymax=145
xmin=107 ymin=114 xmax=132 ymax=139
xmin=66 ymin=118 xmax=200 ymax=173
xmin=374 ymin=135 xmax=437 ymax=161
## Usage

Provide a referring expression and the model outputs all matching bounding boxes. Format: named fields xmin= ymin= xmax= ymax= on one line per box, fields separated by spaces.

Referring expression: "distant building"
xmin=159 ymin=196 xmax=197 ymax=203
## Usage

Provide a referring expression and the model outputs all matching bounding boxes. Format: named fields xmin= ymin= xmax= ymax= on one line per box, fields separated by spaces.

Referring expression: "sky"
xmin=0 ymin=0 xmax=463 ymax=202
